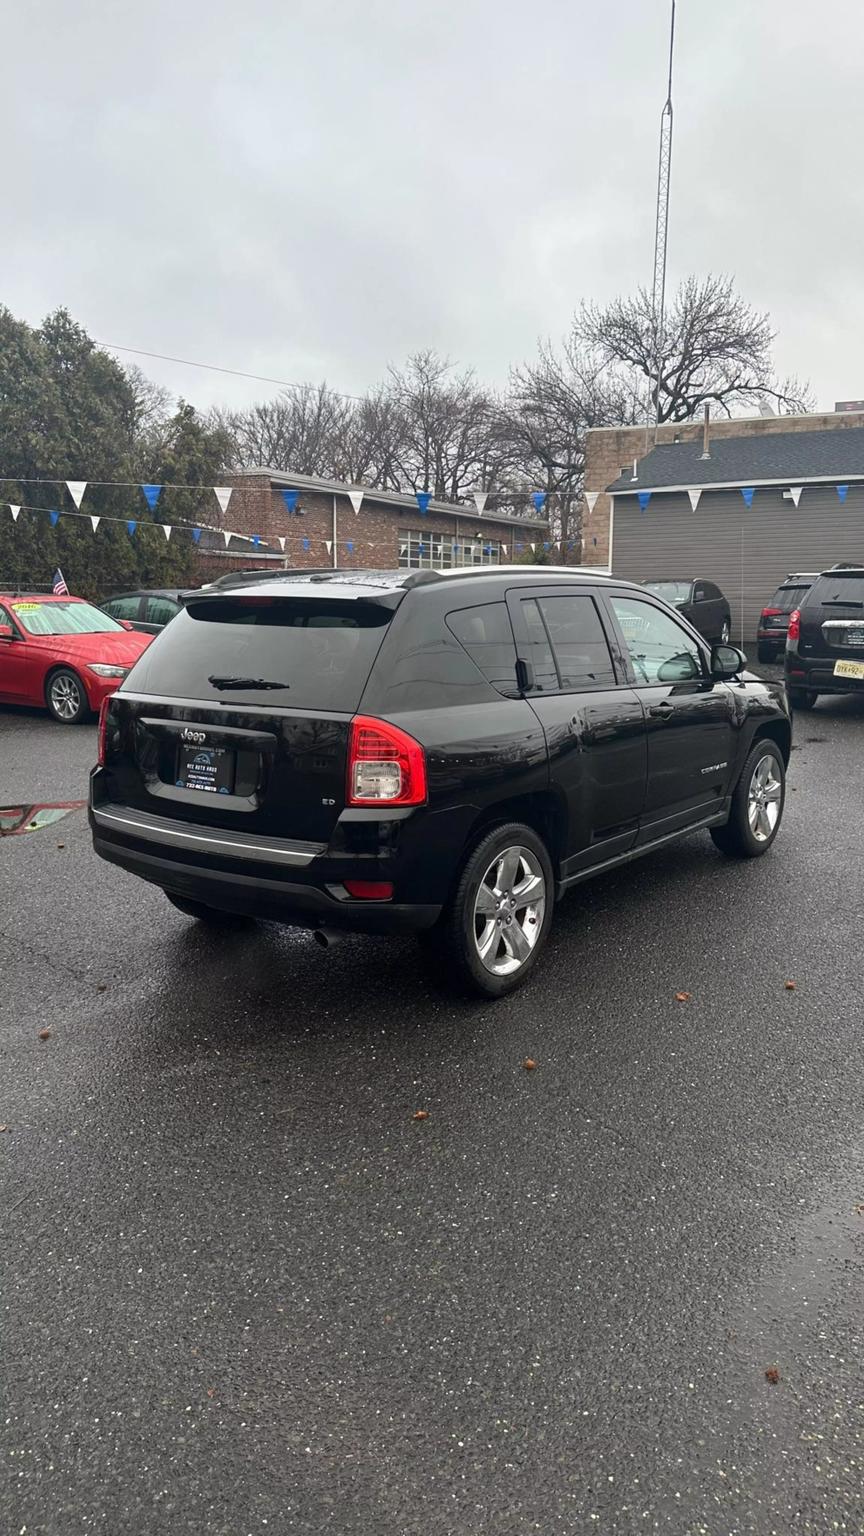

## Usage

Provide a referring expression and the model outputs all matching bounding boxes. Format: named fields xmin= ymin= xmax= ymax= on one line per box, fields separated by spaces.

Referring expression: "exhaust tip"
xmin=313 ymin=928 xmax=341 ymax=949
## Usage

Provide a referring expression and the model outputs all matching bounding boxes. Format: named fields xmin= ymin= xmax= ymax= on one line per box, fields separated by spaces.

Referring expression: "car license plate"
xmin=833 ymin=659 xmax=864 ymax=680
xmin=176 ymin=744 xmax=236 ymax=793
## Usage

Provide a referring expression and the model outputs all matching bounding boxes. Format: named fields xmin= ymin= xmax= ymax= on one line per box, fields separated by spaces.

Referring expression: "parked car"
xmin=0 ymin=593 xmax=152 ymax=723
xmin=100 ymin=588 xmax=191 ymax=634
xmin=785 ymin=563 xmax=864 ymax=710
xmin=91 ymin=567 xmax=790 ymax=998
xmin=756 ymin=573 xmax=818 ymax=663
xmin=641 ymin=579 xmax=732 ymax=643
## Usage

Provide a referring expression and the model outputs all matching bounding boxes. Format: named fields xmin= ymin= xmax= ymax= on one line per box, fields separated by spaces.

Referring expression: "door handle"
xmin=648 ymin=701 xmax=674 ymax=719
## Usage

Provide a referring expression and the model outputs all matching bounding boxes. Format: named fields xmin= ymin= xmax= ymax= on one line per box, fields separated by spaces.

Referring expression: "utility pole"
xmin=650 ymin=0 xmax=676 ymax=442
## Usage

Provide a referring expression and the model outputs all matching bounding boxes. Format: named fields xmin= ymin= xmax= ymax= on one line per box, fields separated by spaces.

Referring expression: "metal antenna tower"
xmin=650 ymin=0 xmax=676 ymax=440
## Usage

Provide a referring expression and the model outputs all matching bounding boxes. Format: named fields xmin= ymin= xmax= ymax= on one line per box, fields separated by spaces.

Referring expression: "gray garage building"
xmin=605 ymin=425 xmax=864 ymax=643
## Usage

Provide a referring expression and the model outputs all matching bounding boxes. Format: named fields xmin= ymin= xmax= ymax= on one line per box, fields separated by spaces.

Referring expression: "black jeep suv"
xmin=784 ymin=564 xmax=864 ymax=710
xmin=90 ymin=567 xmax=791 ymax=997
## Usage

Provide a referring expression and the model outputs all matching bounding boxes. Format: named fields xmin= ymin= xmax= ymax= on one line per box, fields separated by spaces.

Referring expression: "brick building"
xmin=581 ymin=409 xmax=864 ymax=641
xmin=196 ymin=468 xmax=550 ymax=579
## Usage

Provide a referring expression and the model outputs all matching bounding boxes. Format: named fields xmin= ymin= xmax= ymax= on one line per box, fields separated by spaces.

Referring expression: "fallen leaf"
xmin=854 ymin=1204 xmax=864 ymax=1216
xmin=38 ymin=1028 xmax=51 ymax=1041
xmin=97 ymin=985 xmax=108 ymax=993
xmin=675 ymin=991 xmax=692 ymax=1003
xmin=764 ymin=1367 xmax=780 ymax=1385
xmin=412 ymin=1109 xmax=429 ymax=1121
xmin=0 ymin=1125 xmax=7 ymax=1133
xmin=57 ymin=843 xmax=65 ymax=849
xmin=206 ymin=1387 xmax=216 ymax=1398
xmin=523 ymin=1058 xmax=537 ymax=1071
xmin=784 ymin=981 xmax=796 ymax=991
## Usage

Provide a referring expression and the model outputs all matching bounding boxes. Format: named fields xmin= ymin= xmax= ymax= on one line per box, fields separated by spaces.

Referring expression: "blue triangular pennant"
xmin=49 ymin=510 xmax=60 ymax=526
xmin=302 ymin=537 xmax=310 ymax=551
xmin=251 ymin=534 xmax=260 ymax=548
xmin=126 ymin=519 xmax=137 ymax=536
xmin=543 ymin=542 xmax=550 ymax=552
xmin=637 ymin=491 xmax=651 ymax=513
xmin=515 ymin=543 xmax=523 ymax=554
xmin=347 ymin=540 xmax=354 ymax=554
xmin=192 ymin=527 xmax=201 ymax=544
xmin=416 ymin=492 xmax=431 ymax=516
xmin=484 ymin=544 xmax=492 ymax=555
xmin=741 ymin=486 xmax=755 ymax=508
xmin=837 ymin=484 xmax=849 ymax=502
xmin=532 ymin=491 xmax=547 ymax=513
xmin=282 ymin=489 xmax=299 ymax=514
xmin=141 ymin=484 xmax=161 ymax=510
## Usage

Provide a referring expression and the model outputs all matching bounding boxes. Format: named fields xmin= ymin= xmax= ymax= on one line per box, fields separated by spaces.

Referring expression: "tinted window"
xmin=518 ymin=599 xmax=559 ymax=693
xmin=146 ymin=596 xmax=181 ymax=626
xmin=808 ymin=574 xmax=864 ymax=607
xmin=693 ymin=585 xmax=706 ymax=602
xmin=128 ymin=595 xmax=394 ymax=710
xmin=535 ymin=594 xmax=616 ymax=690
xmin=611 ymin=597 xmax=703 ymax=684
xmin=700 ymin=582 xmax=722 ymax=601
xmin=103 ymin=595 xmax=143 ymax=621
xmin=642 ymin=580 xmax=692 ymax=605
xmin=446 ymin=602 xmax=518 ymax=696
xmin=770 ymin=583 xmax=810 ymax=613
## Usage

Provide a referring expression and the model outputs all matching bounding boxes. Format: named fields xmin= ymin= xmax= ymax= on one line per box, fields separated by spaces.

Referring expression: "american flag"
xmin=52 ymin=568 xmax=69 ymax=596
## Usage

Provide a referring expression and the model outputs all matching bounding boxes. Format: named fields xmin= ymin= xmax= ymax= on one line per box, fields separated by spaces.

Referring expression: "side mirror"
xmin=711 ymin=643 xmax=746 ymax=680
xmin=0 ymin=623 xmax=15 ymax=640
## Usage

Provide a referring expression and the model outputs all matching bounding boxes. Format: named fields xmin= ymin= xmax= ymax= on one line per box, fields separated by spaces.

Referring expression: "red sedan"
xmin=0 ymin=593 xmax=153 ymax=723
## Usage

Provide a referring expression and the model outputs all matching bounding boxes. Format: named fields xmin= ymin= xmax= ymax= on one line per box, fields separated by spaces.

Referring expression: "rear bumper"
xmin=89 ymin=777 xmax=454 ymax=934
xmin=785 ymin=655 xmax=864 ymax=695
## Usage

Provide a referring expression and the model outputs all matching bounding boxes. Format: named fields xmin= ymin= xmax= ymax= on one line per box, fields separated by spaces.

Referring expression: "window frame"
xmin=505 ymin=584 xmax=626 ymax=696
xmin=398 ymin=529 xmax=503 ymax=571
xmin=145 ymin=595 xmax=182 ymax=627
xmin=102 ymin=594 xmax=146 ymax=623
xmin=600 ymin=590 xmax=710 ymax=688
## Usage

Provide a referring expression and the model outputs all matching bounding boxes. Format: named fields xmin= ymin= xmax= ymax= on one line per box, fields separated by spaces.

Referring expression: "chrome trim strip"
xmin=92 ymin=806 xmax=323 ymax=866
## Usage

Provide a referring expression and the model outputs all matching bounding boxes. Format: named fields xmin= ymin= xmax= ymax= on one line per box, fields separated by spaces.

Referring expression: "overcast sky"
xmin=7 ymin=0 xmax=864 ymax=414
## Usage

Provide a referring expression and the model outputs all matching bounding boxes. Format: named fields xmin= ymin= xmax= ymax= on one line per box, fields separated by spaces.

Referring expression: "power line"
xmin=94 ymin=341 xmax=367 ymax=404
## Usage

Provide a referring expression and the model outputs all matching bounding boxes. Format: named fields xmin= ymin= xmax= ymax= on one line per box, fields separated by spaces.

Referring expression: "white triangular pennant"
xmin=161 ymin=524 xmax=172 ymax=541
xmin=90 ymin=515 xmax=101 ymax=532
xmin=213 ymin=486 xmax=233 ymax=515
xmin=66 ymin=480 xmax=87 ymax=509
xmin=10 ymin=505 xmax=20 ymax=521
xmin=584 ymin=490 xmax=599 ymax=514
xmin=348 ymin=490 xmax=364 ymax=515
xmin=687 ymin=488 xmax=702 ymax=512
xmin=529 ymin=542 xmax=536 ymax=552
xmin=223 ymin=530 xmax=232 ymax=546
xmin=472 ymin=489 xmax=488 ymax=515
xmin=324 ymin=539 xmax=332 ymax=555
xmin=789 ymin=486 xmax=803 ymax=507
xmin=278 ymin=537 xmax=286 ymax=551
xmin=501 ymin=546 xmax=509 ymax=560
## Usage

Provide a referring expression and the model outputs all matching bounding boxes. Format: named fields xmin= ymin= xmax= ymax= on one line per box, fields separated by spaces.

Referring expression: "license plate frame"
xmin=833 ymin=658 xmax=864 ymax=680
xmin=176 ymin=744 xmax=237 ymax=794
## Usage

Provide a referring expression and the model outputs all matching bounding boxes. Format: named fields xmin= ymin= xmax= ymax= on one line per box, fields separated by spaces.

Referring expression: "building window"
xmin=398 ymin=530 xmax=503 ymax=570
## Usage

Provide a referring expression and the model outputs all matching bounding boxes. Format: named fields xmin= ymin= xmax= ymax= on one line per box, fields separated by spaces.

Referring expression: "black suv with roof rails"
xmin=90 ymin=566 xmax=791 ymax=997
xmin=784 ymin=563 xmax=864 ymax=710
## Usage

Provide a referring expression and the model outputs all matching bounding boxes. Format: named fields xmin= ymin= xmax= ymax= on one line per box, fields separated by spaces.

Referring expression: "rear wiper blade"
xmin=822 ymin=600 xmax=864 ymax=608
xmin=208 ymin=675 xmax=290 ymax=690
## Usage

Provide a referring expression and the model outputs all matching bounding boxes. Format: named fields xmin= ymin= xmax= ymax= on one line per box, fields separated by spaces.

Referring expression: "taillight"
xmin=347 ymin=715 xmax=427 ymax=806
xmin=761 ymin=607 xmax=782 ymax=618
xmin=787 ymin=608 xmax=801 ymax=643
xmin=97 ymin=697 xmax=111 ymax=765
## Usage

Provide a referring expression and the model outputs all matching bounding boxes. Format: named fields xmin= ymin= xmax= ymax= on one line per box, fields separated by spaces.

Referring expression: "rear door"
xmin=101 ymin=589 xmax=398 ymax=844
xmin=604 ymin=592 xmax=738 ymax=842
xmin=507 ymin=586 xmax=647 ymax=873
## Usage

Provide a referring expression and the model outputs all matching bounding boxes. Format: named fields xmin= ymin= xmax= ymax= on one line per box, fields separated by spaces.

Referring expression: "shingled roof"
xmin=607 ymin=425 xmax=864 ymax=494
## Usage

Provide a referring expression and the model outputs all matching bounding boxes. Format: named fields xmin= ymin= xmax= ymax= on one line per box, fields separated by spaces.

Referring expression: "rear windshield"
xmin=770 ymin=583 xmax=811 ymax=612
xmin=125 ymin=595 xmax=394 ymax=710
xmin=642 ymin=581 xmax=692 ymax=604
xmin=808 ymin=574 xmax=864 ymax=607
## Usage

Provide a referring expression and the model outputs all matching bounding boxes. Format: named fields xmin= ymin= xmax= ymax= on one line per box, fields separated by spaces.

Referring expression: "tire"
xmin=45 ymin=668 xmax=89 ymax=724
xmin=788 ymin=688 xmax=817 ymax=711
xmin=165 ymin=892 xmax=257 ymax=928
xmin=719 ymin=617 xmax=731 ymax=644
xmin=710 ymin=740 xmax=785 ymax=859
xmin=757 ymin=643 xmax=776 ymax=665
xmin=422 ymin=822 xmax=555 ymax=998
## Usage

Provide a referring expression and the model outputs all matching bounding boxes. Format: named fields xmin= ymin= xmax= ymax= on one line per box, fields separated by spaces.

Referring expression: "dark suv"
xmin=785 ymin=564 xmax=864 ymax=710
xmin=90 ymin=568 xmax=791 ymax=997
xmin=756 ymin=573 xmax=817 ymax=664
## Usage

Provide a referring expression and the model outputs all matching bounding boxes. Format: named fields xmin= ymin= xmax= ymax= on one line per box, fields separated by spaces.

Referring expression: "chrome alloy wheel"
xmin=747 ymin=753 xmax=782 ymax=842
xmin=49 ymin=673 xmax=82 ymax=721
xmin=472 ymin=845 xmax=546 ymax=977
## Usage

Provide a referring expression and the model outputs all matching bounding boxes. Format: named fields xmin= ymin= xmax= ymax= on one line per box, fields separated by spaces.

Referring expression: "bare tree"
xmin=385 ymin=351 xmax=500 ymax=501
xmin=228 ymin=383 xmax=352 ymax=475
xmin=577 ymin=275 xmax=813 ymax=423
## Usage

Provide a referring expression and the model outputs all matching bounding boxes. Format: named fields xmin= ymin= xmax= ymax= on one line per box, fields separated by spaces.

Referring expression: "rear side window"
xmin=771 ymin=584 xmax=810 ymax=612
xmin=146 ymin=596 xmax=181 ymax=626
xmin=103 ymin=595 xmax=142 ymax=621
xmin=518 ymin=594 xmax=616 ymax=692
xmin=446 ymin=602 xmax=519 ymax=697
xmin=127 ymin=595 xmax=394 ymax=710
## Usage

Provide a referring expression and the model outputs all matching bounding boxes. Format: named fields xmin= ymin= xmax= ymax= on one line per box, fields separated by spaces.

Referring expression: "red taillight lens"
xmin=97 ymin=697 xmax=111 ymax=765
xmin=787 ymin=608 xmax=801 ymax=643
xmin=347 ymin=715 xmax=427 ymax=806
xmin=343 ymin=880 xmax=394 ymax=901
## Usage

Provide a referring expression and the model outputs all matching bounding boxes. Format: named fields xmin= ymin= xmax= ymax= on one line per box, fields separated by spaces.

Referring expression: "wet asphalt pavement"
xmin=2 ymin=682 xmax=864 ymax=1535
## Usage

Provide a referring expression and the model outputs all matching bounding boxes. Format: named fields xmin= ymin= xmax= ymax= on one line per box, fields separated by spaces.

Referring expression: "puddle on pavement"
xmin=0 ymin=802 xmax=86 ymax=837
